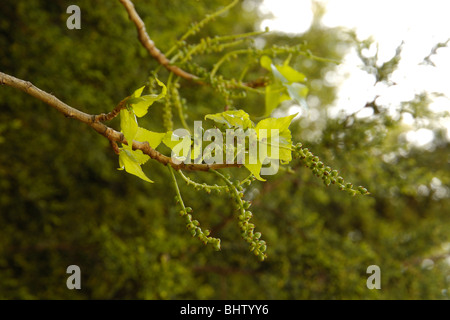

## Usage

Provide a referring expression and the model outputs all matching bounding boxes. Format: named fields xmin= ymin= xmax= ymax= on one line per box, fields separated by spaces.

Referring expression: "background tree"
xmin=0 ymin=0 xmax=448 ymax=299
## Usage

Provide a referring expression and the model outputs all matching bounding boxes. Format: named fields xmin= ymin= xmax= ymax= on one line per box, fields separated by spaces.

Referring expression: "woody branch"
xmin=118 ymin=0 xmax=268 ymax=89
xmin=118 ymin=0 xmax=199 ymax=81
xmin=0 ymin=71 xmax=241 ymax=172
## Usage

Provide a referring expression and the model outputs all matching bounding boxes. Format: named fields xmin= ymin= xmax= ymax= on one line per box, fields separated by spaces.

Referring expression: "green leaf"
xmin=132 ymin=85 xmax=145 ymax=98
xmin=127 ymin=97 xmax=146 ymax=105
xmin=260 ymin=55 xmax=272 ymax=71
xmin=205 ymin=110 xmax=254 ymax=129
xmin=162 ymin=131 xmax=194 ymax=161
xmin=163 ymin=131 xmax=193 ymax=163
xmin=262 ymin=56 xmax=308 ymax=115
xmin=162 ymin=131 xmax=189 ymax=150
xmin=276 ymin=65 xmax=306 ymax=83
xmin=280 ymin=93 xmax=291 ymax=102
xmin=120 ymin=109 xmax=138 ymax=149
xmin=135 ymin=127 xmax=166 ymax=148
xmin=129 ymin=78 xmax=167 ymax=118
xmin=271 ymin=64 xmax=288 ymax=83
xmin=255 ymin=114 xmax=296 ymax=163
xmin=244 ymin=161 xmax=265 ymax=181
xmin=132 ymin=95 xmax=161 ymax=118
xmin=118 ymin=149 xmax=153 ymax=183
xmin=130 ymin=148 xmax=150 ymax=165
xmin=264 ymin=84 xmax=290 ymax=117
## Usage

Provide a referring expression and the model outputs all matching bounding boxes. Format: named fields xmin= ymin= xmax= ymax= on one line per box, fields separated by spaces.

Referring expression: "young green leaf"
xmin=244 ymin=161 xmax=265 ymax=181
xmin=205 ymin=110 xmax=254 ymax=129
xmin=255 ymin=114 xmax=296 ymax=163
xmin=260 ymin=55 xmax=272 ymax=71
xmin=120 ymin=109 xmax=138 ymax=148
xmin=118 ymin=149 xmax=153 ymax=183
xmin=162 ymin=131 xmax=192 ymax=150
xmin=162 ymin=131 xmax=193 ymax=163
xmin=276 ymin=64 xmax=306 ymax=83
xmin=271 ymin=64 xmax=288 ymax=83
xmin=129 ymin=78 xmax=167 ymax=118
xmin=264 ymin=83 xmax=290 ymax=117
xmin=260 ymin=55 xmax=309 ymax=114
xmin=132 ymin=85 xmax=145 ymax=99
xmin=131 ymin=148 xmax=150 ymax=165
xmin=135 ymin=127 xmax=166 ymax=149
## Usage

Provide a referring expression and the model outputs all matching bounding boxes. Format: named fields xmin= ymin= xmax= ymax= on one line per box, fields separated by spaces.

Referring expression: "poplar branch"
xmin=118 ymin=0 xmax=199 ymax=81
xmin=93 ymin=97 xmax=129 ymax=122
xmin=118 ymin=0 xmax=268 ymax=90
xmin=0 ymin=71 xmax=242 ymax=172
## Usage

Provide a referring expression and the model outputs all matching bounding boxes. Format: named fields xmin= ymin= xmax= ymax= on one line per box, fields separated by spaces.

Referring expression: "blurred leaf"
xmin=260 ymin=55 xmax=272 ymax=70
xmin=264 ymin=83 xmax=287 ymax=117
xmin=284 ymin=82 xmax=309 ymax=109
xmin=276 ymin=64 xmax=306 ymax=83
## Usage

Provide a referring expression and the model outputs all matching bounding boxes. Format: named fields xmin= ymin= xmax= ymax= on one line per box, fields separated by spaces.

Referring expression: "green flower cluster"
xmin=176 ymin=202 xmax=221 ymax=251
xmin=213 ymin=171 xmax=267 ymax=261
xmin=169 ymin=167 xmax=221 ymax=251
xmin=292 ymin=142 xmax=370 ymax=196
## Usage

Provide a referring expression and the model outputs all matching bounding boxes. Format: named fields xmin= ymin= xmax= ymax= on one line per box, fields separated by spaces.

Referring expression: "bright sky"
xmin=257 ymin=0 xmax=450 ymax=145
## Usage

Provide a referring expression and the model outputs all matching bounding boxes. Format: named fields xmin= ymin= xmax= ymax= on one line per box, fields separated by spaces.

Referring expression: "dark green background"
xmin=0 ymin=0 xmax=449 ymax=299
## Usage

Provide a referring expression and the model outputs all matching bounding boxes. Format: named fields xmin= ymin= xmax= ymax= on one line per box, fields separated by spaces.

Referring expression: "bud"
xmin=358 ymin=186 xmax=368 ymax=194
xmin=213 ymin=239 xmax=221 ymax=251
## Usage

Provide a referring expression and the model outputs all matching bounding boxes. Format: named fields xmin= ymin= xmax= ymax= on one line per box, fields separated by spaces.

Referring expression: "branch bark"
xmin=118 ymin=0 xmax=266 ymax=90
xmin=118 ymin=0 xmax=199 ymax=81
xmin=0 ymin=71 xmax=241 ymax=172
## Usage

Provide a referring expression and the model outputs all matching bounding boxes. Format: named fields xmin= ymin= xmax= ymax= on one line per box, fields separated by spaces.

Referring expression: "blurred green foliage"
xmin=0 ymin=0 xmax=449 ymax=299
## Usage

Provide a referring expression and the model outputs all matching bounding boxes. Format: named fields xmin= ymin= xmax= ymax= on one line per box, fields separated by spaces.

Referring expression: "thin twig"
xmin=109 ymin=140 xmax=121 ymax=155
xmin=165 ymin=0 xmax=240 ymax=57
xmin=119 ymin=0 xmax=270 ymax=90
xmin=118 ymin=0 xmax=198 ymax=81
xmin=94 ymin=97 xmax=129 ymax=122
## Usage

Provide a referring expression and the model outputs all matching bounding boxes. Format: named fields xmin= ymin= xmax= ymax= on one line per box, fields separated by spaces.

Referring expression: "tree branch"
xmin=0 ymin=71 xmax=241 ymax=172
xmin=93 ymin=97 xmax=129 ymax=122
xmin=118 ymin=0 xmax=199 ymax=81
xmin=118 ymin=0 xmax=268 ymax=91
